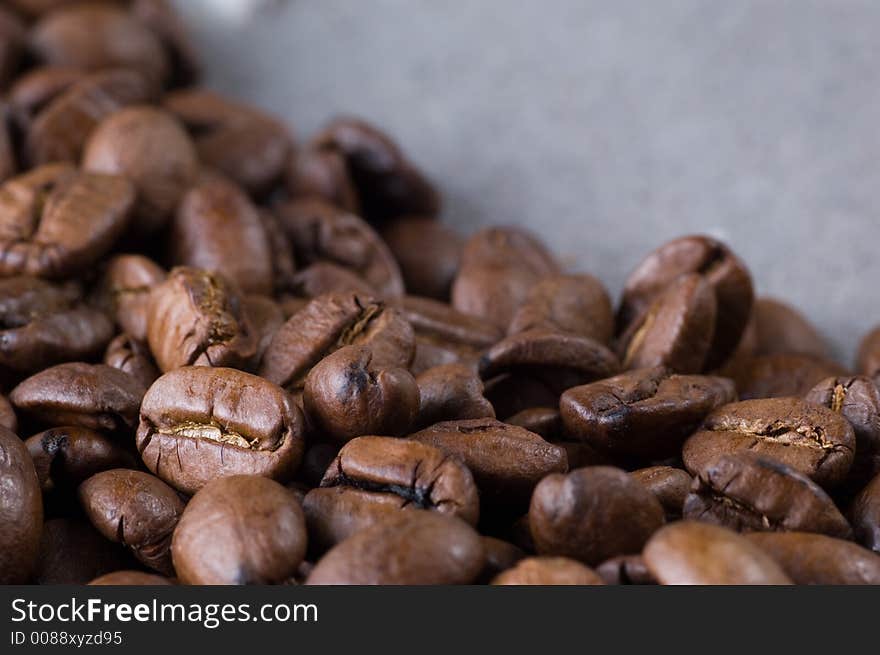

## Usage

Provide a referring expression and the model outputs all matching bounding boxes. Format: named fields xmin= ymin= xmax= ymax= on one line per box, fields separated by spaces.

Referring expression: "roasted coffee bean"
xmin=529 ymin=466 xmax=664 ymax=565
xmin=285 ymin=146 xmax=359 ymax=213
xmin=29 ymin=4 xmax=169 ymax=86
xmin=682 ymin=398 xmax=855 ymax=488
xmin=34 ymin=518 xmax=131 ymax=585
xmin=745 ymin=297 xmax=829 ymax=358
xmin=411 ymin=418 xmax=567 ymax=508
xmin=617 ymin=235 xmax=753 ymax=370
xmin=26 ymin=426 xmax=136 ymax=493
xmin=476 ymin=537 xmax=525 ymax=583
xmin=857 ymin=326 xmax=880 ymax=382
xmin=561 ymin=367 xmax=735 ymax=459
xmin=0 ymin=393 xmax=16 ymax=433
xmin=479 ymin=328 xmax=620 ymax=395
xmin=631 ymin=466 xmax=693 ymax=520
xmin=25 ymin=68 xmax=154 ymax=166
xmin=242 ymin=294 xmax=284 ymax=369
xmin=172 ymin=475 xmax=307 ymax=585
xmin=381 ymin=217 xmax=462 ymax=300
xmin=131 ymin=0 xmax=201 ymax=87
xmin=0 ymin=276 xmax=113 ymax=374
xmin=596 ymin=555 xmax=657 ymax=585
xmin=492 ymin=557 xmax=603 ymax=585
xmin=617 ymin=273 xmax=716 ymax=374
xmin=171 ymin=177 xmax=273 ymax=296
xmin=320 ymin=436 xmax=479 ymax=525
xmin=277 ymin=198 xmax=404 ymax=297
xmin=96 ymin=254 xmax=166 ymax=341
xmin=6 ymin=66 xmax=84 ymax=135
xmin=260 ymin=293 xmax=414 ymax=392
xmin=83 ymin=105 xmax=198 ymax=235
xmin=0 ymin=425 xmax=43 ymax=583
xmin=103 ymin=334 xmax=160 ymax=389
xmin=312 ymin=117 xmax=439 ymax=223
xmin=683 ymin=453 xmax=852 ymax=539
xmin=746 ymin=532 xmax=880 ymax=585
xmin=508 ymin=273 xmax=613 ymax=344
xmin=643 ymin=521 xmax=792 ymax=585
xmin=303 ymin=345 xmax=419 ymax=442
xmin=721 ymin=353 xmax=846 ymax=400
xmin=452 ymin=227 xmax=559 ymax=330
xmin=257 ymin=209 xmax=297 ymax=295
xmin=306 ymin=512 xmax=484 ymax=585
xmin=289 ymin=262 xmax=377 ymax=299
xmin=850 ymin=473 xmax=880 ymax=552
xmin=163 ymin=89 xmax=292 ymax=195
xmin=505 ymin=407 xmax=561 ymax=439
xmin=414 ymin=363 xmax=494 ymax=429
xmin=146 ymin=267 xmax=257 ymax=372
xmin=79 ymin=469 xmax=184 ymax=575
xmin=137 ymin=366 xmax=305 ymax=494
xmin=0 ymin=164 xmax=135 ymax=278
xmin=11 ymin=363 xmax=146 ymax=432
xmin=89 ymin=570 xmax=172 ymax=585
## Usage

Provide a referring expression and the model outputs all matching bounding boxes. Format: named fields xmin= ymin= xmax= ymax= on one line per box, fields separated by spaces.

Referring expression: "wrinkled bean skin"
xmin=850 ymin=473 xmax=880 ymax=552
xmin=492 ymin=557 xmax=604 ymax=585
xmin=89 ymin=570 xmax=173 ymax=585
xmin=305 ymin=512 xmax=484 ymax=585
xmin=529 ymin=466 xmax=665 ymax=565
xmin=79 ymin=469 xmax=184 ymax=575
xmin=137 ymin=366 xmax=305 ymax=494
xmin=721 ymin=353 xmax=846 ymax=400
xmin=643 ymin=521 xmax=792 ymax=585
xmin=381 ymin=217 xmax=462 ymax=300
xmin=0 ymin=426 xmax=43 ymax=584
xmin=96 ymin=254 xmax=166 ymax=342
xmin=414 ymin=363 xmax=494 ymax=429
xmin=746 ymin=532 xmax=880 ymax=584
xmin=35 ymin=518 xmax=131 ymax=585
xmin=172 ymin=475 xmax=307 ymax=585
xmin=631 ymin=466 xmax=693 ymax=521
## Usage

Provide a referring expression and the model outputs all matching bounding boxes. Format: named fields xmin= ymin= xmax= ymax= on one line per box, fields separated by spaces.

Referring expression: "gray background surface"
xmin=178 ymin=0 xmax=880 ymax=362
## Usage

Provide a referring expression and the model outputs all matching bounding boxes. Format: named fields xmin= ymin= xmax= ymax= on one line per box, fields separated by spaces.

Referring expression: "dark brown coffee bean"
xmin=857 ymin=326 xmax=880 ymax=382
xmin=746 ymin=532 xmax=880 ymax=584
xmin=285 ymin=146 xmax=359 ymax=213
xmin=643 ymin=521 xmax=792 ymax=584
xmin=505 ymin=407 xmax=560 ymax=439
xmin=596 ymin=555 xmax=657 ymax=585
xmin=34 ymin=518 xmax=131 ymax=585
xmin=89 ymin=570 xmax=172 ymax=585
xmin=617 ymin=235 xmax=753 ymax=370
xmin=306 ymin=512 xmax=484 ymax=585
xmin=312 ymin=117 xmax=439 ymax=223
xmin=480 ymin=328 xmax=620 ymax=395
xmin=561 ymin=367 xmax=735 ymax=459
xmin=452 ymin=227 xmax=559 ymax=330
xmin=303 ymin=345 xmax=420 ymax=442
xmin=492 ymin=557 xmax=603 ymax=585
xmin=411 ymin=418 xmax=567 ymax=508
xmin=617 ymin=273 xmax=717 ymax=374
xmin=631 ymin=466 xmax=693 ymax=520
xmin=137 ymin=366 xmax=305 ymax=494
xmin=96 ymin=254 xmax=166 ymax=341
xmin=29 ymin=4 xmax=169 ymax=86
xmin=747 ymin=297 xmax=829 ymax=358
xmin=146 ymin=267 xmax=257 ymax=372
xmin=257 ymin=208 xmax=297 ymax=295
xmin=529 ymin=466 xmax=664 ymax=565
xmin=0 ymin=425 xmax=42 ymax=583
xmin=242 ymin=294 xmax=284 ymax=369
xmin=0 ymin=163 xmax=134 ymax=278
xmin=171 ymin=177 xmax=273 ymax=296
xmin=11 ymin=363 xmax=146 ymax=432
xmin=103 ymin=334 xmax=160 ymax=389
xmin=172 ymin=475 xmax=307 ymax=585
xmin=289 ymin=262 xmax=377 ymax=298
xmin=381 ymin=217 xmax=462 ymax=300
xmin=83 ymin=105 xmax=198 ymax=235
xmin=277 ymin=198 xmax=404 ymax=297
xmin=25 ymin=426 xmax=136 ymax=493
xmin=683 ymin=453 xmax=852 ymax=539
xmin=721 ymin=352 xmax=846 ymax=400
xmin=850 ymin=473 xmax=880 ymax=552
xmin=79 ymin=468 xmax=184 ymax=575
xmin=6 ymin=66 xmax=84 ymax=135
xmin=163 ymin=89 xmax=292 ymax=195
xmin=476 ymin=536 xmax=525 ymax=583
xmin=321 ymin=435 xmax=479 ymax=525
xmin=414 ymin=363 xmax=494 ymax=429
xmin=683 ymin=397 xmax=855 ymax=488
xmin=260 ymin=293 xmax=414 ymax=392
xmin=508 ymin=273 xmax=613 ymax=344
xmin=0 ymin=393 xmax=16 ymax=433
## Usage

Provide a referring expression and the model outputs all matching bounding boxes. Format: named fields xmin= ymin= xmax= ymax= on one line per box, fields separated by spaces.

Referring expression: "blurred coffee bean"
xmin=850 ymin=473 xmax=880 ymax=553
xmin=492 ymin=557 xmax=603 ymax=585
xmin=34 ymin=518 xmax=131 ymax=585
xmin=381 ymin=217 xmax=462 ymax=300
xmin=720 ymin=352 xmax=846 ymax=400
xmin=95 ymin=254 xmax=166 ymax=341
xmin=285 ymin=146 xmax=359 ymax=213
xmin=103 ymin=334 xmax=160 ymax=389
xmin=631 ymin=466 xmax=693 ymax=521
xmin=746 ymin=532 xmax=880 ymax=584
xmin=414 ymin=363 xmax=494 ymax=429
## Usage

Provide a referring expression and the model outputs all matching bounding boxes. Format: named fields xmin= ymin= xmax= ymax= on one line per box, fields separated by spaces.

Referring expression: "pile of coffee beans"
xmin=0 ymin=1 xmax=879 ymax=586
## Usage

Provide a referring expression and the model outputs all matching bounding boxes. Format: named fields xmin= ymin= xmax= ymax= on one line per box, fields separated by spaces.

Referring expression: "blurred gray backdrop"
xmin=176 ymin=0 xmax=880 ymax=362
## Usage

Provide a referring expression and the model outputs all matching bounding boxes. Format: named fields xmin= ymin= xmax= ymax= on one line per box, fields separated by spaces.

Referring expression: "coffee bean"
xmin=288 ymin=262 xmax=377 ymax=299
xmin=850 ymin=473 xmax=880 ymax=552
xmin=483 ymin=373 xmax=558 ymax=421
xmin=381 ymin=217 xmax=463 ymax=300
xmin=0 ymin=392 xmax=16 ymax=432
xmin=95 ymin=254 xmax=166 ymax=341
xmin=172 ymin=475 xmax=306 ymax=585
xmin=306 ymin=512 xmax=484 ymax=585
xmin=410 ymin=418 xmax=567 ymax=508
xmin=6 ymin=66 xmax=84 ymax=135
xmin=744 ymin=297 xmax=829 ymax=359
xmin=285 ymin=146 xmax=359 ymax=213
xmin=89 ymin=570 xmax=172 ymax=585
xmin=596 ymin=555 xmax=657 ymax=585
xmin=131 ymin=0 xmax=201 ymax=87
xmin=560 ymin=367 xmax=735 ymax=459
xmin=631 ymin=466 xmax=693 ymax=520
xmin=682 ymin=397 xmax=855 ymax=488
xmin=529 ymin=466 xmax=664 ymax=565
xmin=746 ymin=532 xmax=880 ymax=584
xmin=414 ymin=363 xmax=494 ymax=429
xmin=242 ymin=294 xmax=284 ymax=369
xmin=34 ymin=518 xmax=131 ymax=585
xmin=79 ymin=468 xmax=184 ymax=575
xmin=720 ymin=352 xmax=847 ymax=400
xmin=857 ymin=326 xmax=880 ymax=382
xmin=643 ymin=521 xmax=792 ymax=584
xmin=476 ymin=536 xmax=525 ymax=583
xmin=492 ymin=557 xmax=603 ymax=585
xmin=257 ymin=209 xmax=297 ymax=295
xmin=0 ymin=425 xmax=43 ymax=583
xmin=103 ymin=334 xmax=160 ymax=389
